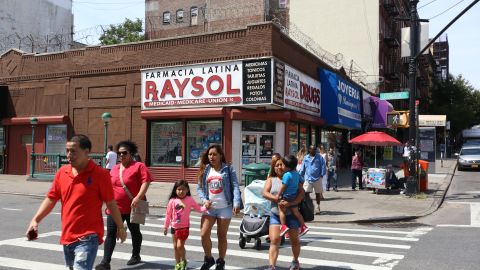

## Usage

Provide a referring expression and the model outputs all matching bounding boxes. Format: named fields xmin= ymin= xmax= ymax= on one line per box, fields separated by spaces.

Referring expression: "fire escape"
xmin=382 ymin=0 xmax=401 ymax=92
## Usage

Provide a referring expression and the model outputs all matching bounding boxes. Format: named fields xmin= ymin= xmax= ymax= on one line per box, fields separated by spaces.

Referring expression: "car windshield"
xmin=461 ymin=148 xmax=480 ymax=155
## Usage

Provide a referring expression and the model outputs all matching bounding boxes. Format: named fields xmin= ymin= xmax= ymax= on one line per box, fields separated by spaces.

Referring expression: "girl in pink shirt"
xmin=164 ymin=180 xmax=207 ymax=270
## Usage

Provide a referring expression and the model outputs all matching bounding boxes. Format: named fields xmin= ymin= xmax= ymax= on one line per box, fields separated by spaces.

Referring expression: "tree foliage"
xmin=428 ymin=75 xmax=480 ymax=137
xmin=99 ymin=18 xmax=144 ymax=45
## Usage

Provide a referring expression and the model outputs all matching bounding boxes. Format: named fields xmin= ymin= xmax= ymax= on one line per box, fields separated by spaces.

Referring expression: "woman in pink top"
xmin=96 ymin=140 xmax=152 ymax=270
xmin=164 ymin=180 xmax=207 ymax=270
xmin=351 ymin=150 xmax=364 ymax=190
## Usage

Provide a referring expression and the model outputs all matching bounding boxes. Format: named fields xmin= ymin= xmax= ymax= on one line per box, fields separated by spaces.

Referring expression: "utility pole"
xmin=407 ymin=0 xmax=420 ymax=194
xmin=405 ymin=0 xmax=480 ymax=194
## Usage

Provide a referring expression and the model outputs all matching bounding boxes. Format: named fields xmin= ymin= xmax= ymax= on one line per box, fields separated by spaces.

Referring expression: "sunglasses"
xmin=117 ymin=151 xmax=130 ymax=156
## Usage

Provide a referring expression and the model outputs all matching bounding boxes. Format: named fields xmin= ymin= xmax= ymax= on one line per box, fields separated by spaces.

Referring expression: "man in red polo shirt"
xmin=26 ymin=134 xmax=127 ymax=270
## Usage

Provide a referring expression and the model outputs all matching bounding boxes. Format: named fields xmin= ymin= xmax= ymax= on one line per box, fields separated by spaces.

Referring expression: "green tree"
xmin=428 ymin=75 xmax=480 ymax=137
xmin=99 ymin=18 xmax=144 ymax=45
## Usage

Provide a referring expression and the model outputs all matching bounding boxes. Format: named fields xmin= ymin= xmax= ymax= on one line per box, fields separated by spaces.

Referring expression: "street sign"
xmin=380 ymin=91 xmax=409 ymax=100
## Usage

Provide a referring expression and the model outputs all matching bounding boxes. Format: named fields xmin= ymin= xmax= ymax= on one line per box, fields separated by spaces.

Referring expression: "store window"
xmin=288 ymin=123 xmax=298 ymax=155
xmin=186 ymin=120 xmax=222 ymax=167
xmin=46 ymin=125 xmax=67 ymax=154
xmin=299 ymin=124 xmax=309 ymax=148
xmin=150 ymin=121 xmax=182 ymax=166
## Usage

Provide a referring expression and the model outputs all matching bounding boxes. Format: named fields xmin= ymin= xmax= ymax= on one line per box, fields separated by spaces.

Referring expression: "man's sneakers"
xmin=94 ymin=263 xmax=110 ymax=270
xmin=299 ymin=224 xmax=309 ymax=237
xmin=280 ymin=224 xmax=289 ymax=236
xmin=200 ymin=256 xmax=216 ymax=270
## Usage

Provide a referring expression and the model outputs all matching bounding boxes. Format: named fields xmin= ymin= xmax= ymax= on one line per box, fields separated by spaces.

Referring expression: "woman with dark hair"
xmin=196 ymin=145 xmax=242 ymax=270
xmin=263 ymin=156 xmax=304 ymax=270
xmin=96 ymin=140 xmax=152 ymax=270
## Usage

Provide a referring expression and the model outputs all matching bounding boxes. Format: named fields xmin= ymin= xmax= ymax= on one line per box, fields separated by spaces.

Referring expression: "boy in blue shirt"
xmin=277 ymin=155 xmax=309 ymax=237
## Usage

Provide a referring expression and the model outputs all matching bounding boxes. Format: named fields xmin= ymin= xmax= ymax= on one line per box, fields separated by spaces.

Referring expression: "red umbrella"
xmin=349 ymin=131 xmax=402 ymax=167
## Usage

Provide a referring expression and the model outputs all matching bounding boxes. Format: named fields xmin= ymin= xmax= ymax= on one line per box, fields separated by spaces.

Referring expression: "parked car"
xmin=455 ymin=146 xmax=480 ymax=171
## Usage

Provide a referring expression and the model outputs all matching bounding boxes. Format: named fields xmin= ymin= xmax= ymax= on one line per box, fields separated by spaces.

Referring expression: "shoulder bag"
xmin=299 ymin=195 xmax=314 ymax=222
xmin=119 ymin=167 xmax=149 ymax=225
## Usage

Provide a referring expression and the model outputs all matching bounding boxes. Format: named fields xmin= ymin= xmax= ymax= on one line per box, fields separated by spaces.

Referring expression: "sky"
xmin=72 ymin=0 xmax=480 ymax=90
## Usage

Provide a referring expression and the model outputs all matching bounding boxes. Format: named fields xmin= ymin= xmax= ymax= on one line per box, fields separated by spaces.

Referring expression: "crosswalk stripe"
xmin=2 ymin=238 xmax=253 ymax=270
xmin=3 ymin=232 xmax=395 ymax=270
xmin=140 ymin=222 xmax=419 ymax=242
xmin=0 ymin=256 xmax=65 ymax=270
xmin=300 ymin=237 xmax=411 ymax=249
xmin=154 ymin=215 xmax=428 ymax=235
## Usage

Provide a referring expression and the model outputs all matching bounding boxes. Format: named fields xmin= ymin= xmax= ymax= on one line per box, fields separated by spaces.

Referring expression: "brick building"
xmin=0 ymin=23 xmax=366 ymax=181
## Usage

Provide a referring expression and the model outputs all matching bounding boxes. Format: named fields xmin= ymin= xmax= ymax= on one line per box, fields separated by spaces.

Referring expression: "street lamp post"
xmin=30 ymin=117 xmax=38 ymax=178
xmin=102 ymin=112 xmax=112 ymax=156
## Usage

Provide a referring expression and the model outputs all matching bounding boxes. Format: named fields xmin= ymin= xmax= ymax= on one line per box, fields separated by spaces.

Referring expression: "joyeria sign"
xmin=141 ymin=61 xmax=243 ymax=109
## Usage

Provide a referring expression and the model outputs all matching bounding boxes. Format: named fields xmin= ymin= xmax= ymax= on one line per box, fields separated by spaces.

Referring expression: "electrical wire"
xmin=418 ymin=0 xmax=439 ymax=10
xmin=429 ymin=0 xmax=467 ymax=20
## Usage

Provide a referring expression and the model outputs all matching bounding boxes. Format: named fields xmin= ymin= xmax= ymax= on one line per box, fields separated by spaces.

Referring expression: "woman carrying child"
xmin=263 ymin=156 xmax=304 ymax=270
xmin=277 ymin=155 xmax=309 ymax=237
xmin=164 ymin=180 xmax=207 ymax=270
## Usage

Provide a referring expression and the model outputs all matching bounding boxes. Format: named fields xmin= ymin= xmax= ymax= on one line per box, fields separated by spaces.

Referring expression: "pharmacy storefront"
xmin=141 ymin=58 xmax=323 ymax=182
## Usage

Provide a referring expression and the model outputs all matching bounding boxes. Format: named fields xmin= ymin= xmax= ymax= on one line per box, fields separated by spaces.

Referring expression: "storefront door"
xmin=0 ymin=125 xmax=4 ymax=174
xmin=241 ymin=133 xmax=275 ymax=168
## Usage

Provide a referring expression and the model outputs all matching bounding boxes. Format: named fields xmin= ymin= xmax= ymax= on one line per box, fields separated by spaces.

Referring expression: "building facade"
xmin=432 ymin=35 xmax=449 ymax=82
xmin=0 ymin=23 xmax=367 ymax=181
xmin=0 ymin=0 xmax=74 ymax=54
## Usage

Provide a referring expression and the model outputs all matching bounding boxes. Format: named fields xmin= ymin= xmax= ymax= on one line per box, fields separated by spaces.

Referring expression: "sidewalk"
xmin=0 ymin=159 xmax=457 ymax=223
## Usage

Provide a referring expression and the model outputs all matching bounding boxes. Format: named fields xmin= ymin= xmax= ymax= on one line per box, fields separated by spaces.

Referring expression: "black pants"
xmin=351 ymin=169 xmax=363 ymax=189
xmin=101 ymin=214 xmax=142 ymax=264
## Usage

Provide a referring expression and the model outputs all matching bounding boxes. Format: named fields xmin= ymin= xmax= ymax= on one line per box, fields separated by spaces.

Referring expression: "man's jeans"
xmin=63 ymin=234 xmax=99 ymax=270
xmin=326 ymin=169 xmax=337 ymax=189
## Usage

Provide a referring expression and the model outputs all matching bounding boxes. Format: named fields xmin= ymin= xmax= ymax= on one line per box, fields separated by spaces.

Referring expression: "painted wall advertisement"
xmin=283 ymin=64 xmax=321 ymax=116
xmin=141 ymin=59 xmax=273 ymax=110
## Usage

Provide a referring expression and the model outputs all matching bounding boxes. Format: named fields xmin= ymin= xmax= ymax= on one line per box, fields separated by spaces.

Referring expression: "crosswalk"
xmin=0 ymin=213 xmax=433 ymax=270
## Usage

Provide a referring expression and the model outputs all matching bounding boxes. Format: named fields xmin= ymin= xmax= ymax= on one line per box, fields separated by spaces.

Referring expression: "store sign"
xmin=273 ymin=61 xmax=285 ymax=106
xmin=419 ymin=115 xmax=446 ymax=127
xmin=319 ymin=68 xmax=361 ymax=129
xmin=141 ymin=61 xmax=244 ymax=109
xmin=242 ymin=59 xmax=272 ymax=105
xmin=283 ymin=64 xmax=321 ymax=116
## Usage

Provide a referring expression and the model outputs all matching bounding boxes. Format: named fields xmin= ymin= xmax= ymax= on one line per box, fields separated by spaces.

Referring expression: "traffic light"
xmin=387 ymin=111 xmax=409 ymax=128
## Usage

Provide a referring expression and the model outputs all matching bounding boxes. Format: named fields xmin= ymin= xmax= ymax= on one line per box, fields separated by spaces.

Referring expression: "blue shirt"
xmin=299 ymin=153 xmax=327 ymax=183
xmin=281 ymin=171 xmax=303 ymax=197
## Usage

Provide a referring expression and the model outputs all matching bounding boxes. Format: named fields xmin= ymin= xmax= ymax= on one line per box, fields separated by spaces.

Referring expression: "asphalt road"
xmin=0 ymin=193 xmax=436 ymax=270
xmin=394 ymin=168 xmax=480 ymax=270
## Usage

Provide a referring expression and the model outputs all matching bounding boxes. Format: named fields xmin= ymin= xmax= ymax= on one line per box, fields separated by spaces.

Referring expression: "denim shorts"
xmin=204 ymin=206 xmax=233 ymax=219
xmin=63 ymin=234 xmax=99 ymax=270
xmin=270 ymin=213 xmax=300 ymax=229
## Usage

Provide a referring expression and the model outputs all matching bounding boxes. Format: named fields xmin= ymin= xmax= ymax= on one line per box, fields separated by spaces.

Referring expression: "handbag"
xmin=299 ymin=195 xmax=314 ymax=222
xmin=119 ymin=167 xmax=149 ymax=225
xmin=228 ymin=165 xmax=244 ymax=210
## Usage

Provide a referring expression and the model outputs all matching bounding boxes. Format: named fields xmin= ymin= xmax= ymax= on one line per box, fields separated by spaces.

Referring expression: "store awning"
xmin=1 ymin=115 xmax=68 ymax=125
xmin=369 ymin=96 xmax=394 ymax=129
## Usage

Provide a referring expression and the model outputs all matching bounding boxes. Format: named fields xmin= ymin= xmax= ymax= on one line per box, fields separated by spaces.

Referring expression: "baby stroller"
xmin=239 ymin=180 xmax=285 ymax=250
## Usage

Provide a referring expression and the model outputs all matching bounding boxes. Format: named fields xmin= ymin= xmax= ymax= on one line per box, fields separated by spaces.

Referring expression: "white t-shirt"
xmin=105 ymin=151 xmax=117 ymax=170
xmin=207 ymin=167 xmax=228 ymax=209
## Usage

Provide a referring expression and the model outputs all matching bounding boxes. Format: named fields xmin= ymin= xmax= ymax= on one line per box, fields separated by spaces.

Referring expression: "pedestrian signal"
xmin=387 ymin=111 xmax=409 ymax=128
